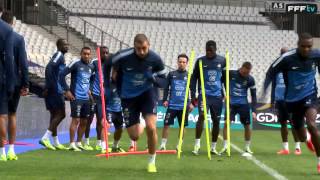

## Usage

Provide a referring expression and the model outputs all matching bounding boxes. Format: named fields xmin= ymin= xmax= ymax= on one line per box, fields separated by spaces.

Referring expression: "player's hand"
xmin=42 ymin=89 xmax=48 ymax=97
xmin=64 ymin=90 xmax=75 ymax=101
xmin=188 ymin=103 xmax=194 ymax=112
xmin=20 ymin=87 xmax=29 ymax=96
xmin=252 ymin=112 xmax=257 ymax=121
xmin=163 ymin=101 xmax=168 ymax=107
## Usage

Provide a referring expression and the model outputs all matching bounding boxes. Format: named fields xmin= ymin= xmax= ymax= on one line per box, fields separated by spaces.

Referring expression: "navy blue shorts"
xmin=198 ymin=96 xmax=223 ymax=124
xmin=286 ymin=94 xmax=318 ymax=130
xmin=107 ymin=111 xmax=123 ymax=129
xmin=229 ymin=104 xmax=251 ymax=125
xmin=8 ymin=86 xmax=20 ymax=113
xmin=45 ymin=93 xmax=65 ymax=111
xmin=164 ymin=109 xmax=189 ymax=127
xmin=275 ymin=101 xmax=290 ymax=125
xmin=92 ymin=95 xmax=106 ymax=120
xmin=121 ymin=89 xmax=157 ymax=128
xmin=70 ymin=100 xmax=91 ymax=118
xmin=0 ymin=85 xmax=8 ymax=115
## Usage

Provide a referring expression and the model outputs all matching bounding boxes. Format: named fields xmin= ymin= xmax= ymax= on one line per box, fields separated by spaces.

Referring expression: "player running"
xmin=39 ymin=39 xmax=69 ymax=151
xmin=159 ymin=53 xmax=194 ymax=151
xmin=190 ymin=40 xmax=226 ymax=155
xmin=59 ymin=47 xmax=94 ymax=152
xmin=111 ymin=34 xmax=167 ymax=173
xmin=263 ymin=33 xmax=320 ymax=173
xmin=0 ymin=12 xmax=18 ymax=162
xmin=220 ymin=62 xmax=257 ymax=155
xmin=272 ymin=47 xmax=301 ymax=155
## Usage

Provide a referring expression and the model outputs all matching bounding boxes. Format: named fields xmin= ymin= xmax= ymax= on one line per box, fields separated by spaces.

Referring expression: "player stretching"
xmin=272 ymin=47 xmax=301 ymax=155
xmin=160 ymin=54 xmax=193 ymax=150
xmin=190 ymin=40 xmax=225 ymax=155
xmin=40 ymin=39 xmax=69 ymax=150
xmin=112 ymin=34 xmax=167 ymax=172
xmin=264 ymin=33 xmax=320 ymax=173
xmin=220 ymin=62 xmax=257 ymax=155
xmin=59 ymin=47 xmax=93 ymax=151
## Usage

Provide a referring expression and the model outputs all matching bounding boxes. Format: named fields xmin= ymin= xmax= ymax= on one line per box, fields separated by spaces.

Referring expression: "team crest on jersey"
xmin=80 ymin=67 xmax=84 ymax=71
xmin=217 ymin=64 xmax=221 ymax=68
xmin=243 ymin=80 xmax=248 ymax=86
xmin=184 ymin=76 xmax=187 ymax=80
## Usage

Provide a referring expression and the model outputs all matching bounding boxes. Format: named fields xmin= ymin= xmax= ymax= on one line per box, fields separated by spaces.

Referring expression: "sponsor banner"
xmin=253 ymin=103 xmax=320 ymax=130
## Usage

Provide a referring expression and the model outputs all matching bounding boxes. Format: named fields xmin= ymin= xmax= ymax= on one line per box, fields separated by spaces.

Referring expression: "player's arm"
xmin=162 ymin=72 xmax=171 ymax=107
xmin=149 ymin=57 xmax=168 ymax=88
xmin=5 ymin=29 xmax=15 ymax=94
xmin=17 ymin=37 xmax=29 ymax=95
xmin=45 ymin=52 xmax=63 ymax=90
xmin=89 ymin=62 xmax=96 ymax=92
xmin=249 ymin=78 xmax=257 ymax=113
xmin=59 ymin=61 xmax=75 ymax=101
xmin=190 ymin=59 xmax=199 ymax=105
xmin=263 ymin=56 xmax=285 ymax=95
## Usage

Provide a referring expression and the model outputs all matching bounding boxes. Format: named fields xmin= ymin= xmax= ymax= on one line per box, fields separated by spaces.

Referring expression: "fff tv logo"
xmin=286 ymin=4 xmax=318 ymax=14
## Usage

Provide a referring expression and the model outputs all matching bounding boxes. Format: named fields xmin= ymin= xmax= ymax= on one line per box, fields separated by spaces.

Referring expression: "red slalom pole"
xmin=96 ymin=47 xmax=110 ymax=159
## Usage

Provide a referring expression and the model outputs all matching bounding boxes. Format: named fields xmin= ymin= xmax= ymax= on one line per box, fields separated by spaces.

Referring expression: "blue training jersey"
xmin=112 ymin=48 xmax=167 ymax=99
xmin=59 ymin=59 xmax=94 ymax=100
xmin=106 ymin=85 xmax=122 ymax=112
xmin=264 ymin=49 xmax=320 ymax=102
xmin=163 ymin=70 xmax=189 ymax=110
xmin=229 ymin=70 xmax=256 ymax=106
xmin=12 ymin=32 xmax=28 ymax=87
xmin=191 ymin=55 xmax=226 ymax=99
xmin=45 ymin=51 xmax=66 ymax=94
xmin=274 ymin=73 xmax=286 ymax=101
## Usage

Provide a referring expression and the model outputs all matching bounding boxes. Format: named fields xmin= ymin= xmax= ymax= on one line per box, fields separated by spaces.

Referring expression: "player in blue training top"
xmin=112 ymin=34 xmax=167 ymax=173
xmin=83 ymin=46 xmax=109 ymax=151
xmin=271 ymin=48 xmax=301 ymax=155
xmin=59 ymin=47 xmax=94 ymax=152
xmin=263 ymin=33 xmax=320 ymax=173
xmin=39 ymin=39 xmax=69 ymax=151
xmin=220 ymin=62 xmax=257 ymax=155
xmin=0 ymin=15 xmax=15 ymax=162
xmin=159 ymin=53 xmax=194 ymax=151
xmin=190 ymin=40 xmax=226 ymax=155
xmin=0 ymin=11 xmax=29 ymax=161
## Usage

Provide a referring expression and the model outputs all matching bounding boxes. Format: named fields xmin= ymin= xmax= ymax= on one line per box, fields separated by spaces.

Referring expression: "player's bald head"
xmin=280 ymin=47 xmax=288 ymax=55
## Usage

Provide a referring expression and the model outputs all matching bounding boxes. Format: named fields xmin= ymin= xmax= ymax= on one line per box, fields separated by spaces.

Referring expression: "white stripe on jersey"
xmin=67 ymin=59 xmax=80 ymax=68
xmin=112 ymin=49 xmax=134 ymax=63
xmin=272 ymin=49 xmax=296 ymax=68
xmin=52 ymin=51 xmax=62 ymax=63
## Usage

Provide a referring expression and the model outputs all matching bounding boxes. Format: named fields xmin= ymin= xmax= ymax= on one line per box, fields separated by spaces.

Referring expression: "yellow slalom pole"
xmin=225 ymin=51 xmax=231 ymax=157
xmin=199 ymin=60 xmax=211 ymax=160
xmin=177 ymin=50 xmax=195 ymax=159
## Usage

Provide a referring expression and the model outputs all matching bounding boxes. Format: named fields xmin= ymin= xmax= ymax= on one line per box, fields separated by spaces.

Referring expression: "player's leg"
xmin=275 ymin=101 xmax=290 ymax=155
xmin=83 ymin=102 xmax=95 ymax=150
xmin=176 ymin=110 xmax=188 ymax=150
xmin=291 ymin=126 xmax=301 ymax=155
xmin=76 ymin=101 xmax=91 ymax=151
xmin=7 ymin=88 xmax=20 ymax=159
xmin=0 ymin=114 xmax=8 ymax=161
xmin=220 ymin=106 xmax=236 ymax=154
xmin=69 ymin=100 xmax=82 ymax=151
xmin=210 ymin=98 xmax=223 ymax=155
xmin=193 ymin=99 xmax=205 ymax=155
xmin=238 ymin=104 xmax=252 ymax=154
xmin=94 ymin=95 xmax=103 ymax=150
xmin=111 ymin=112 xmax=125 ymax=152
xmin=160 ymin=109 xmax=175 ymax=150
xmin=50 ymin=109 xmax=66 ymax=150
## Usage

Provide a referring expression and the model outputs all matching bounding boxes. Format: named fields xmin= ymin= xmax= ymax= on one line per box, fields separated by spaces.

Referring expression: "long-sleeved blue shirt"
xmin=163 ymin=70 xmax=189 ymax=110
xmin=264 ymin=49 xmax=320 ymax=102
xmin=190 ymin=55 xmax=226 ymax=100
xmin=45 ymin=51 xmax=66 ymax=94
xmin=0 ymin=19 xmax=15 ymax=93
xmin=112 ymin=48 xmax=167 ymax=99
xmin=59 ymin=59 xmax=94 ymax=100
xmin=12 ymin=32 xmax=28 ymax=88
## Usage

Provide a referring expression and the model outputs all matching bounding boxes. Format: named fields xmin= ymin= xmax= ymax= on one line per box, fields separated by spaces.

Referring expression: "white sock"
xmin=76 ymin=142 xmax=82 ymax=147
xmin=283 ymin=142 xmax=289 ymax=150
xmin=245 ymin=141 xmax=251 ymax=149
xmin=176 ymin=140 xmax=183 ymax=149
xmin=306 ymin=131 xmax=311 ymax=141
xmin=70 ymin=142 xmax=76 ymax=147
xmin=0 ymin=147 xmax=5 ymax=155
xmin=96 ymin=140 xmax=102 ymax=146
xmin=295 ymin=142 xmax=301 ymax=150
xmin=113 ymin=140 xmax=119 ymax=148
xmin=211 ymin=142 xmax=217 ymax=150
xmin=161 ymin=138 xmax=167 ymax=147
xmin=41 ymin=130 xmax=52 ymax=140
xmin=223 ymin=140 xmax=228 ymax=149
xmin=102 ymin=141 xmax=106 ymax=150
xmin=149 ymin=154 xmax=156 ymax=164
xmin=130 ymin=140 xmax=135 ymax=147
xmin=195 ymin=139 xmax=200 ymax=147
xmin=318 ymin=157 xmax=320 ymax=164
xmin=53 ymin=136 xmax=60 ymax=146
xmin=9 ymin=144 xmax=15 ymax=152
xmin=85 ymin=138 xmax=90 ymax=146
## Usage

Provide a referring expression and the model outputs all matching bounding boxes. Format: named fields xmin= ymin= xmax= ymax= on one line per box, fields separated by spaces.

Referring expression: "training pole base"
xmin=96 ymin=150 xmax=177 ymax=157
